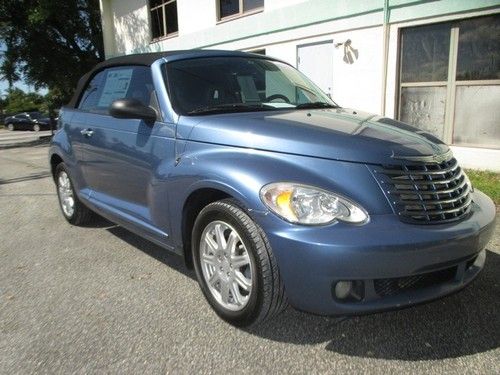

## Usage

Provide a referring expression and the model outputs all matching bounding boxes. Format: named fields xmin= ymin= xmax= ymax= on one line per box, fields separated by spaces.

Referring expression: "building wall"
xmin=99 ymin=0 xmax=500 ymax=170
xmin=111 ymin=0 xmax=150 ymax=54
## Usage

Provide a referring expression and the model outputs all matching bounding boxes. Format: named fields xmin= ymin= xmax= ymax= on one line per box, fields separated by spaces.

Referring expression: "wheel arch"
xmin=50 ymin=153 xmax=64 ymax=180
xmin=181 ymin=187 xmax=232 ymax=269
xmin=179 ymin=180 xmax=258 ymax=269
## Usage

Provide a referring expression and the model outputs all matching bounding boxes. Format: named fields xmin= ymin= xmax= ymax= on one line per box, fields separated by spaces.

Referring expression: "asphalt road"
xmin=0 ymin=132 xmax=499 ymax=374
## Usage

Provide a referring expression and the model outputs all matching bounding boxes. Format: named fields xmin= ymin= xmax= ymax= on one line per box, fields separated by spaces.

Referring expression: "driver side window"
xmin=78 ymin=66 xmax=155 ymax=114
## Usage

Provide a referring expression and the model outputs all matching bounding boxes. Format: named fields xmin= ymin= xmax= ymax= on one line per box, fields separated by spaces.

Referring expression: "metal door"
xmin=297 ymin=41 xmax=334 ymax=97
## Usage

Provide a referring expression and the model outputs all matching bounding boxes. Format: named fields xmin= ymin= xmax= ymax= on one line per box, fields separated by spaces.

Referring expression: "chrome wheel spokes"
xmin=200 ymin=221 xmax=253 ymax=311
xmin=58 ymin=171 xmax=75 ymax=218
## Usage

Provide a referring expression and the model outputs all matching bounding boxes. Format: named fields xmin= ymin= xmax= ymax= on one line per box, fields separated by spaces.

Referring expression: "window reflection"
xmin=456 ymin=15 xmax=500 ymax=81
xmin=400 ymin=86 xmax=447 ymax=140
xmin=399 ymin=15 xmax=500 ymax=148
xmin=401 ymin=23 xmax=450 ymax=82
xmin=453 ymin=86 xmax=500 ymax=148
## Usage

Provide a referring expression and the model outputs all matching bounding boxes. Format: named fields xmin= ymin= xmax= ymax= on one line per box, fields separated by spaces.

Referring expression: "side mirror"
xmin=109 ymin=99 xmax=157 ymax=122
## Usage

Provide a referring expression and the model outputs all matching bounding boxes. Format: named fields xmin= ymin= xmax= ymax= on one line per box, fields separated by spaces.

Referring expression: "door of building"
xmin=297 ymin=41 xmax=334 ymax=97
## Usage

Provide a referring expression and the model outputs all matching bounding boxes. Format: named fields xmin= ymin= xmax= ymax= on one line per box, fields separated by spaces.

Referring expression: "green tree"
xmin=0 ymin=94 xmax=6 ymax=114
xmin=3 ymin=88 xmax=44 ymax=113
xmin=0 ymin=0 xmax=104 ymax=108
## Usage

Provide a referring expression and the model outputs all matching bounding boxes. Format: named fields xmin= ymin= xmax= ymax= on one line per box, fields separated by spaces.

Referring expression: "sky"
xmin=0 ymin=42 xmax=48 ymax=97
xmin=0 ymin=78 xmax=47 ymax=97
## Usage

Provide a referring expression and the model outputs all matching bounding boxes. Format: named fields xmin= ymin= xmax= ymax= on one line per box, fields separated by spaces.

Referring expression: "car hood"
xmin=181 ymin=108 xmax=449 ymax=165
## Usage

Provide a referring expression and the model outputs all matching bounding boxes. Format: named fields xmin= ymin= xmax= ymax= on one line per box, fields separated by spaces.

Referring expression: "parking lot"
xmin=0 ymin=130 xmax=499 ymax=374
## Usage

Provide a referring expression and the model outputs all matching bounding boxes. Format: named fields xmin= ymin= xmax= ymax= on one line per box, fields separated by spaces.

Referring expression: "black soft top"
xmin=67 ymin=51 xmax=183 ymax=108
xmin=67 ymin=49 xmax=272 ymax=108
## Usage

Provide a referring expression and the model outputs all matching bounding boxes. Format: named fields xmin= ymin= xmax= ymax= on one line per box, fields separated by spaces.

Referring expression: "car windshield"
xmin=164 ymin=57 xmax=338 ymax=115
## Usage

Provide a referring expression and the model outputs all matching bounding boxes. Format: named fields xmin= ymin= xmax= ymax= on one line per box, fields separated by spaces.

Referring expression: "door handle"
xmin=80 ymin=128 xmax=94 ymax=137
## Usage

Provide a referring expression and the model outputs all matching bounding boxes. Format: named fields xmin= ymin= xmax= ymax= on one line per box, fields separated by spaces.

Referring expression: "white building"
xmin=99 ymin=0 xmax=500 ymax=170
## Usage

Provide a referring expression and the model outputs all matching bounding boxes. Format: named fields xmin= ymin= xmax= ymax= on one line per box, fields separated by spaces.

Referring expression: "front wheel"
xmin=55 ymin=163 xmax=94 ymax=225
xmin=192 ymin=199 xmax=287 ymax=326
xmin=33 ymin=124 xmax=40 ymax=132
xmin=7 ymin=123 xmax=14 ymax=131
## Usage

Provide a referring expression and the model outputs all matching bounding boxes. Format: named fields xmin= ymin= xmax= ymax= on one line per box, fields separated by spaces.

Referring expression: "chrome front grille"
xmin=374 ymin=157 xmax=473 ymax=224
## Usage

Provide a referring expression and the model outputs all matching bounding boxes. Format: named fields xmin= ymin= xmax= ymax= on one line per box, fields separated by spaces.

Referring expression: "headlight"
xmin=260 ymin=182 xmax=369 ymax=225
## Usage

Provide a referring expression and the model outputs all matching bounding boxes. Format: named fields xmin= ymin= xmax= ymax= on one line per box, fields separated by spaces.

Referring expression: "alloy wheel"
xmin=199 ymin=220 xmax=253 ymax=311
xmin=58 ymin=171 xmax=75 ymax=218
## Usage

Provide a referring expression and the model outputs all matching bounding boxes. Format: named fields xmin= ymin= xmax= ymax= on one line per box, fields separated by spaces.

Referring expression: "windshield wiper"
xmin=295 ymin=102 xmax=338 ymax=109
xmin=187 ymin=103 xmax=275 ymax=115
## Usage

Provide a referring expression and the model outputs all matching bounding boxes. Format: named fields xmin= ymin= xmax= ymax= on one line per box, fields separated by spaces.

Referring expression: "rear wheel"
xmin=55 ymin=163 xmax=93 ymax=225
xmin=7 ymin=123 xmax=14 ymax=131
xmin=192 ymin=199 xmax=287 ymax=326
xmin=33 ymin=124 xmax=40 ymax=132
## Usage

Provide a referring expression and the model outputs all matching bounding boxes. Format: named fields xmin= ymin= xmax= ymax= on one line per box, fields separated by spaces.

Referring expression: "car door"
xmin=76 ymin=65 xmax=176 ymax=244
xmin=16 ymin=114 xmax=30 ymax=129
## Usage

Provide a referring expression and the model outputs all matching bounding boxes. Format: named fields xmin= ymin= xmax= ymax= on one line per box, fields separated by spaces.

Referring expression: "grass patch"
xmin=466 ymin=169 xmax=500 ymax=205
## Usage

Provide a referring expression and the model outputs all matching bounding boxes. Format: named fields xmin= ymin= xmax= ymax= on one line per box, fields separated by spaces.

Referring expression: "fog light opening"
xmin=333 ymin=280 xmax=364 ymax=302
xmin=335 ymin=281 xmax=353 ymax=299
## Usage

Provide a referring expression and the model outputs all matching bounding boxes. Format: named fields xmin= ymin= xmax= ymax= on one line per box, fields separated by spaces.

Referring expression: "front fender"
xmin=49 ymin=124 xmax=88 ymax=197
xmin=166 ymin=141 xmax=391 ymax=249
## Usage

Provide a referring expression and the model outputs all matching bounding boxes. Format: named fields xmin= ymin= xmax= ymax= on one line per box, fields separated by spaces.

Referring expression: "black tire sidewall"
xmin=192 ymin=202 xmax=264 ymax=326
xmin=7 ymin=124 xmax=14 ymax=131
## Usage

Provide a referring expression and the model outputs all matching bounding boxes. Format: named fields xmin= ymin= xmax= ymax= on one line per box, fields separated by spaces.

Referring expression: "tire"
xmin=7 ymin=123 xmax=14 ymax=131
xmin=55 ymin=163 xmax=94 ymax=225
xmin=33 ymin=124 xmax=40 ymax=132
xmin=192 ymin=199 xmax=287 ymax=326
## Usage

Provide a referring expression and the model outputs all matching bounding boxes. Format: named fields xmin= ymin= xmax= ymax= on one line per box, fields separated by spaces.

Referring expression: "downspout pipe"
xmin=380 ymin=0 xmax=390 ymax=116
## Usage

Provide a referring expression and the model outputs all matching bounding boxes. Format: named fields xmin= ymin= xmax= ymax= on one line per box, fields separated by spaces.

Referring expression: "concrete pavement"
xmin=0 ymin=129 xmax=52 ymax=148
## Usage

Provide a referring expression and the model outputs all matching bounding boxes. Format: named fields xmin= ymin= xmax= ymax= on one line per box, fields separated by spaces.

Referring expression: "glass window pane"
xmin=150 ymin=7 xmax=164 ymax=39
xmin=125 ymin=67 xmax=154 ymax=107
xmin=165 ymin=1 xmax=178 ymax=34
xmin=456 ymin=15 xmax=500 ymax=81
xmin=150 ymin=0 xmax=164 ymax=8
xmin=97 ymin=68 xmax=134 ymax=108
xmin=400 ymin=86 xmax=447 ymax=140
xmin=400 ymin=23 xmax=451 ymax=82
xmin=165 ymin=57 xmax=332 ymax=115
xmin=78 ymin=71 xmax=105 ymax=111
xmin=219 ymin=0 xmax=239 ymax=18
xmin=243 ymin=0 xmax=263 ymax=12
xmin=453 ymin=85 xmax=500 ymax=148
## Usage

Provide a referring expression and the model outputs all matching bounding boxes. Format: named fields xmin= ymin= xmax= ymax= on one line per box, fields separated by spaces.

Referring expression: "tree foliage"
xmin=2 ymin=88 xmax=44 ymax=114
xmin=0 ymin=0 xmax=104 ymax=109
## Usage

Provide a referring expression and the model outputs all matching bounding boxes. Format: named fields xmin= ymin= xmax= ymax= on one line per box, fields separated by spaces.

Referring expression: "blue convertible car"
xmin=49 ymin=50 xmax=496 ymax=326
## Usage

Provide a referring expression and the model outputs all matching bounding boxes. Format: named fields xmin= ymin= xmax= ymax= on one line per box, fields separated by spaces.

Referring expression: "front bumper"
xmin=253 ymin=190 xmax=496 ymax=315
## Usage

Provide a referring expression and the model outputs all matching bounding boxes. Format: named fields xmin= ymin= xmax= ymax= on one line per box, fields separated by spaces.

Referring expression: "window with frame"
xmin=218 ymin=0 xmax=263 ymax=21
xmin=150 ymin=0 xmax=178 ymax=40
xmin=78 ymin=66 xmax=155 ymax=114
xmin=398 ymin=14 xmax=500 ymax=149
